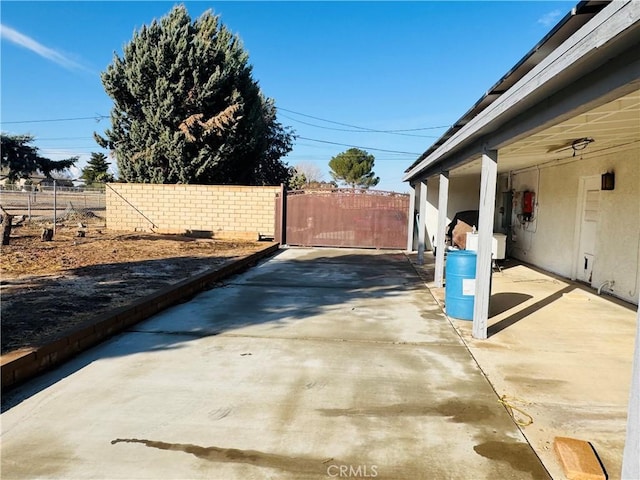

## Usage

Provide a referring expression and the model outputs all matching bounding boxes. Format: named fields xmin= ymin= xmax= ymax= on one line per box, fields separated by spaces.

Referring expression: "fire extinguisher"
xmin=523 ymin=191 xmax=535 ymax=221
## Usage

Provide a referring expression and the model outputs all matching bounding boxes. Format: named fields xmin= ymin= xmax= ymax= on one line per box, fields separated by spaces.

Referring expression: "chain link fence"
xmin=0 ymin=185 xmax=106 ymax=224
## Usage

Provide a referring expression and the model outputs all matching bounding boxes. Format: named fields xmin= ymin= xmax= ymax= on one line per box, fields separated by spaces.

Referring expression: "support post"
xmin=417 ymin=179 xmax=427 ymax=264
xmin=406 ymin=183 xmax=416 ymax=252
xmin=473 ymin=150 xmax=498 ymax=340
xmin=53 ymin=179 xmax=57 ymax=234
xmin=622 ymin=293 xmax=640 ymax=479
xmin=434 ymin=172 xmax=449 ymax=288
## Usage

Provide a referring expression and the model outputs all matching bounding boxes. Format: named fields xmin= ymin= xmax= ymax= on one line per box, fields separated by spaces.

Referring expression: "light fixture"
xmin=601 ymin=171 xmax=615 ymax=191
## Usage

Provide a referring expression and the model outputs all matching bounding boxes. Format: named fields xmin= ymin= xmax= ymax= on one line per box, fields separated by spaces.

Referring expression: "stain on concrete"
xmin=318 ymin=399 xmax=496 ymax=424
xmin=504 ymin=375 xmax=567 ymax=389
xmin=207 ymin=406 xmax=233 ymax=420
xmin=473 ymin=441 xmax=551 ymax=479
xmin=1 ymin=431 xmax=71 ymax=478
xmin=111 ymin=438 xmax=337 ymax=475
xmin=276 ymin=376 xmax=307 ymax=426
xmin=305 ymin=380 xmax=326 ymax=390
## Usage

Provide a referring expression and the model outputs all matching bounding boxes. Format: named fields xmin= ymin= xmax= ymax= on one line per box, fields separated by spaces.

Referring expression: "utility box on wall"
xmin=512 ymin=190 xmax=536 ymax=224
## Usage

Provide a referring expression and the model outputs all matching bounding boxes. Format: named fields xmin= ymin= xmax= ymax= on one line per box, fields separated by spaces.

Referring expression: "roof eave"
xmin=403 ymin=0 xmax=612 ymax=183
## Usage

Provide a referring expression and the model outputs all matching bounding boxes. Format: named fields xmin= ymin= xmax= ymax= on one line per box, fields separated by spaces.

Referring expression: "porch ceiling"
xmin=450 ymin=88 xmax=640 ymax=177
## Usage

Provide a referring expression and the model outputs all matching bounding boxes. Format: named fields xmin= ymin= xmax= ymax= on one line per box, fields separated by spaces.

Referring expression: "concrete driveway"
xmin=1 ymin=247 xmax=549 ymax=479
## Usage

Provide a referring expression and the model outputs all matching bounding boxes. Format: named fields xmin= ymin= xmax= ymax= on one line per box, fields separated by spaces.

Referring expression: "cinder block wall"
xmin=106 ymin=183 xmax=280 ymax=238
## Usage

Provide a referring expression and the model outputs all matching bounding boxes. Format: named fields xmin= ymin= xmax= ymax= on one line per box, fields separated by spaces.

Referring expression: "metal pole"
xmin=53 ymin=179 xmax=57 ymax=234
xmin=27 ymin=189 xmax=31 ymax=220
xmin=278 ymin=183 xmax=287 ymax=245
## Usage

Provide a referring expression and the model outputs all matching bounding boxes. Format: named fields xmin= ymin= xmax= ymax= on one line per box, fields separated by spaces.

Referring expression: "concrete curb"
xmin=1 ymin=242 xmax=280 ymax=390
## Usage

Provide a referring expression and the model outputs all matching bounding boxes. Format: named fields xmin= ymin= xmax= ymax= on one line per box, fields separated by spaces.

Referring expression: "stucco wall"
xmin=510 ymin=147 xmax=639 ymax=304
xmin=106 ymin=183 xmax=280 ymax=239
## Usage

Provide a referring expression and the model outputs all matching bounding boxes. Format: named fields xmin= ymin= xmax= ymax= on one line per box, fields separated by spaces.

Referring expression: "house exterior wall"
xmin=425 ymin=175 xmax=481 ymax=248
xmin=106 ymin=183 xmax=280 ymax=239
xmin=509 ymin=147 xmax=639 ymax=304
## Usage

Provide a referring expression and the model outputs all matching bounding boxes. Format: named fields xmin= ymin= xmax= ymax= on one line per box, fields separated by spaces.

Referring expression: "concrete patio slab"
xmin=413 ymin=253 xmax=637 ymax=480
xmin=1 ymin=248 xmax=550 ymax=479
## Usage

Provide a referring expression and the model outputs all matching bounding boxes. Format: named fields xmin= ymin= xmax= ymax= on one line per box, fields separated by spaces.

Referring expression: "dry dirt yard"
xmin=0 ymin=222 xmax=267 ymax=354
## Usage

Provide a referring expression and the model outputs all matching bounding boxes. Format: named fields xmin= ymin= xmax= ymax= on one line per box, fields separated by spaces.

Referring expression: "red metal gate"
xmin=275 ymin=189 xmax=409 ymax=249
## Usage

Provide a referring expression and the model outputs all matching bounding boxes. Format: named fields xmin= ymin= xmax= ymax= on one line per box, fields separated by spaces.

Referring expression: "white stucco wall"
xmin=510 ymin=147 xmax=639 ymax=304
xmin=425 ymin=175 xmax=481 ymax=250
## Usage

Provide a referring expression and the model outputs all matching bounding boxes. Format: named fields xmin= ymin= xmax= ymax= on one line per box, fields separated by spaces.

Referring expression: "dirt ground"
xmin=0 ymin=220 xmax=266 ymax=354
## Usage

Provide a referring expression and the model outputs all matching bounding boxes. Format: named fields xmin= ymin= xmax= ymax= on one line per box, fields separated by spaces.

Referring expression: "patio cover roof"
xmin=403 ymin=0 xmax=640 ymax=182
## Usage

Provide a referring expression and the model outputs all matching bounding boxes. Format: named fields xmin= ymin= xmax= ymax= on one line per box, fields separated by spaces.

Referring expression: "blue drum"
xmin=445 ymin=250 xmax=476 ymax=320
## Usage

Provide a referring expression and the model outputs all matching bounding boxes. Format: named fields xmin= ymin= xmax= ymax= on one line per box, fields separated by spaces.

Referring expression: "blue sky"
xmin=1 ymin=1 xmax=576 ymax=192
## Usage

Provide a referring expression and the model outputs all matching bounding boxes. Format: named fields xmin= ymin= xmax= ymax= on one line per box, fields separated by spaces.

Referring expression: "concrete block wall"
xmin=106 ymin=183 xmax=280 ymax=238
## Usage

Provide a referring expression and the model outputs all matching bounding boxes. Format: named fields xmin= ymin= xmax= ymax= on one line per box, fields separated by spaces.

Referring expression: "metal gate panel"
xmin=276 ymin=190 xmax=408 ymax=249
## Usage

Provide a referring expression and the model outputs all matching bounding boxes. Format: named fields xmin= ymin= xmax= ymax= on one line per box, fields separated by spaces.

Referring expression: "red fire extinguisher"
xmin=523 ymin=191 xmax=535 ymax=221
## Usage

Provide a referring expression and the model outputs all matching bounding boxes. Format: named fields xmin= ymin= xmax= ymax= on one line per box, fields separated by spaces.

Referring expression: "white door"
xmin=576 ymin=177 xmax=600 ymax=284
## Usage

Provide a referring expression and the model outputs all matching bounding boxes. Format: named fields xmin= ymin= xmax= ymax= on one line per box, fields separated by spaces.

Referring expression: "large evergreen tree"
xmin=81 ymin=152 xmax=115 ymax=185
xmin=95 ymin=5 xmax=294 ymax=185
xmin=0 ymin=133 xmax=77 ymax=182
xmin=328 ymin=148 xmax=380 ymax=189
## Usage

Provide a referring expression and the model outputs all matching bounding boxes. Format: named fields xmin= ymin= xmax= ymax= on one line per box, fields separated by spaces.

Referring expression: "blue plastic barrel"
xmin=445 ymin=250 xmax=477 ymax=320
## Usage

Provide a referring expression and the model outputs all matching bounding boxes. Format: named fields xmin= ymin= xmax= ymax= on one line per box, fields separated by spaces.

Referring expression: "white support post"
xmin=622 ymin=295 xmax=640 ymax=479
xmin=53 ymin=179 xmax=57 ymax=234
xmin=406 ymin=183 xmax=416 ymax=252
xmin=417 ymin=179 xmax=428 ymax=265
xmin=434 ymin=172 xmax=449 ymax=288
xmin=473 ymin=150 xmax=498 ymax=340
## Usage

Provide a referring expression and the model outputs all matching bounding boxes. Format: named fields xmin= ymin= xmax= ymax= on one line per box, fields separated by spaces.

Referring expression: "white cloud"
xmin=537 ymin=9 xmax=563 ymax=28
xmin=0 ymin=24 xmax=91 ymax=73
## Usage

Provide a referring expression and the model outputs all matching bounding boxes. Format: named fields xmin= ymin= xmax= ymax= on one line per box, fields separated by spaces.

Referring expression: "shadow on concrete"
xmin=489 ymin=293 xmax=533 ymax=317
xmin=2 ymin=249 xmax=423 ymax=411
xmin=488 ymin=285 xmax=576 ymax=337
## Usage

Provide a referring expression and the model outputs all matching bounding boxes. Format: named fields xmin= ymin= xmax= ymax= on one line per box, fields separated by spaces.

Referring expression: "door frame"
xmin=571 ymin=175 xmax=600 ymax=282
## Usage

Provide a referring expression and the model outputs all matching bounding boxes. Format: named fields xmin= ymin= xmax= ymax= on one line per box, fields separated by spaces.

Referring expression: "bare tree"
xmin=293 ymin=161 xmax=324 ymax=184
